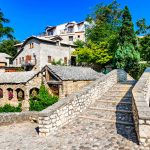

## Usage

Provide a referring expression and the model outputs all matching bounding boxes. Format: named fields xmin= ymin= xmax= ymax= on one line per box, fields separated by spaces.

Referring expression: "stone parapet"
xmin=38 ymin=69 xmax=132 ymax=136
xmin=132 ymin=68 xmax=150 ymax=146
xmin=0 ymin=111 xmax=39 ymax=125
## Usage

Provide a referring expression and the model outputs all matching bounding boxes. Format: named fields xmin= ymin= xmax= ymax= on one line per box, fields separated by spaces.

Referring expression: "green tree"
xmin=74 ymin=0 xmax=122 ymax=68
xmin=0 ymin=9 xmax=14 ymax=40
xmin=114 ymin=6 xmax=140 ymax=78
xmin=0 ymin=39 xmax=19 ymax=57
xmin=74 ymin=39 xmax=85 ymax=48
xmin=30 ymin=84 xmax=58 ymax=111
xmin=118 ymin=6 xmax=137 ymax=46
xmin=73 ymin=41 xmax=113 ymax=67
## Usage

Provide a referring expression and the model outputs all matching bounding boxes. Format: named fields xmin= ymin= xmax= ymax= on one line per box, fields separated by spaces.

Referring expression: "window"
xmin=16 ymin=59 xmax=18 ymax=65
xmin=19 ymin=57 xmax=21 ymax=64
xmin=48 ymin=56 xmax=52 ymax=63
xmin=69 ymin=36 xmax=73 ymax=41
xmin=22 ymin=57 xmax=24 ymax=62
xmin=7 ymin=88 xmax=13 ymax=100
xmin=64 ymin=57 xmax=67 ymax=65
xmin=78 ymin=35 xmax=80 ymax=38
xmin=0 ymin=89 xmax=3 ymax=98
xmin=26 ymin=55 xmax=32 ymax=63
xmin=68 ymin=27 xmax=74 ymax=33
xmin=48 ymin=31 xmax=53 ymax=36
xmin=30 ymin=43 xmax=34 ymax=49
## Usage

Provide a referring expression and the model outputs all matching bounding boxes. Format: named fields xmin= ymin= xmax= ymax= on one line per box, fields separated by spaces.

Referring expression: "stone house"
xmin=42 ymin=65 xmax=103 ymax=99
xmin=0 ymin=53 xmax=11 ymax=67
xmin=44 ymin=21 xmax=92 ymax=44
xmin=0 ymin=71 xmax=41 ymax=108
xmin=13 ymin=36 xmax=76 ymax=71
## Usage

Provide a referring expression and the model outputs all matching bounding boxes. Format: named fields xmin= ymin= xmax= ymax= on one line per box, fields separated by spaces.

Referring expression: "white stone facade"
xmin=13 ymin=37 xmax=75 ymax=70
xmin=45 ymin=21 xmax=90 ymax=44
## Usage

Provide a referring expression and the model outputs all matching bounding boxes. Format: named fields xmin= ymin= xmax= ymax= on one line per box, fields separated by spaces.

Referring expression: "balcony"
xmin=21 ymin=60 xmax=36 ymax=67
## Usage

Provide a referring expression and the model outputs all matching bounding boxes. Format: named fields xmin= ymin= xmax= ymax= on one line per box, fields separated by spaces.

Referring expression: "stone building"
xmin=0 ymin=71 xmax=41 ymax=108
xmin=42 ymin=65 xmax=103 ymax=98
xmin=13 ymin=36 xmax=76 ymax=71
xmin=45 ymin=21 xmax=90 ymax=44
xmin=0 ymin=53 xmax=11 ymax=67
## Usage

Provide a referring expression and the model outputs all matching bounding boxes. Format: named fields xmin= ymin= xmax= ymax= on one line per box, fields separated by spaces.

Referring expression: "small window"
xmin=16 ymin=59 xmax=18 ymax=65
xmin=78 ymin=35 xmax=80 ymax=38
xmin=22 ymin=57 xmax=24 ymax=62
xmin=0 ymin=89 xmax=3 ymax=98
xmin=30 ymin=43 xmax=34 ymax=49
xmin=19 ymin=57 xmax=21 ymax=64
xmin=69 ymin=36 xmax=73 ymax=41
xmin=7 ymin=88 xmax=13 ymax=100
xmin=48 ymin=56 xmax=51 ymax=63
xmin=64 ymin=57 xmax=67 ymax=65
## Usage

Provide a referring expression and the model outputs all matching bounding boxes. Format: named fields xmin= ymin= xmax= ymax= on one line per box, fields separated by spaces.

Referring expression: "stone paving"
xmin=0 ymin=82 xmax=150 ymax=150
xmin=0 ymin=120 xmax=148 ymax=150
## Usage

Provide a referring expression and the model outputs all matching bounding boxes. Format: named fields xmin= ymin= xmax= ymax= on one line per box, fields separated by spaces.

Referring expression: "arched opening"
xmin=16 ymin=88 xmax=24 ymax=101
xmin=7 ymin=88 xmax=13 ymax=100
xmin=0 ymin=89 xmax=3 ymax=98
xmin=29 ymin=88 xmax=39 ymax=98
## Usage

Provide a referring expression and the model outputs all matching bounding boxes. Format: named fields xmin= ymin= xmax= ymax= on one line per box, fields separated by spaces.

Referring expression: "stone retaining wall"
xmin=38 ymin=69 xmax=133 ymax=136
xmin=0 ymin=111 xmax=39 ymax=126
xmin=132 ymin=68 xmax=150 ymax=146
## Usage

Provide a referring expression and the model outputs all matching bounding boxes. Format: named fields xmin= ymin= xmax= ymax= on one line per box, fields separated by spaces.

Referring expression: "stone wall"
xmin=38 ymin=69 xmax=132 ymax=136
xmin=132 ymin=68 xmax=150 ymax=146
xmin=59 ymin=80 xmax=92 ymax=99
xmin=0 ymin=111 xmax=39 ymax=126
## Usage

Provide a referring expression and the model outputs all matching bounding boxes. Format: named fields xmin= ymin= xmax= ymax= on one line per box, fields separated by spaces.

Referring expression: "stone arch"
xmin=0 ymin=88 xmax=3 ymax=98
xmin=7 ymin=88 xmax=13 ymax=100
xmin=16 ymin=88 xmax=25 ymax=101
xmin=29 ymin=88 xmax=39 ymax=97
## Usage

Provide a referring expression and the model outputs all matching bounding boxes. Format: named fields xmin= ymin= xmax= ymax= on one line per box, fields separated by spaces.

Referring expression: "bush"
xmin=0 ymin=104 xmax=21 ymax=113
xmin=29 ymin=84 xmax=58 ymax=111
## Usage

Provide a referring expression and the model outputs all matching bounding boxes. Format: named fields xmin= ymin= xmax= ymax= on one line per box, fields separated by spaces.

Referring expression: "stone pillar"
xmin=21 ymin=100 xmax=29 ymax=112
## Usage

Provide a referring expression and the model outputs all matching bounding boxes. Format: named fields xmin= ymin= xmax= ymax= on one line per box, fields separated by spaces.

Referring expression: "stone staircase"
xmin=79 ymin=81 xmax=138 ymax=143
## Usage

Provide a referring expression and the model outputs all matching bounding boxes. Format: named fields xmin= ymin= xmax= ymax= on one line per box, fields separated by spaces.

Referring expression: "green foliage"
xmin=136 ymin=18 xmax=150 ymax=35
xmin=74 ymin=41 xmax=113 ymax=66
xmin=74 ymin=1 xmax=122 ymax=68
xmin=74 ymin=40 xmax=85 ymax=48
xmin=114 ymin=44 xmax=140 ymax=70
xmin=0 ymin=39 xmax=19 ymax=57
xmin=0 ymin=104 xmax=21 ymax=113
xmin=118 ymin=6 xmax=137 ymax=46
xmin=128 ymin=63 xmax=150 ymax=80
xmin=30 ymin=84 xmax=58 ymax=111
xmin=0 ymin=9 xmax=14 ymax=40
xmin=51 ymin=59 xmax=64 ymax=66
xmin=114 ymin=6 xmax=140 ymax=77
xmin=138 ymin=35 xmax=150 ymax=61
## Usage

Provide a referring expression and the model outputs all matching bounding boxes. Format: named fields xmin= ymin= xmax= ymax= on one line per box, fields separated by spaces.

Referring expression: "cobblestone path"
xmin=0 ymin=82 xmax=150 ymax=150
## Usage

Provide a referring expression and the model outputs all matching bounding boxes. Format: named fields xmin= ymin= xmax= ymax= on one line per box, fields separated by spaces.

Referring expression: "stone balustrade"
xmin=132 ymin=68 xmax=150 ymax=146
xmin=38 ymin=69 xmax=133 ymax=136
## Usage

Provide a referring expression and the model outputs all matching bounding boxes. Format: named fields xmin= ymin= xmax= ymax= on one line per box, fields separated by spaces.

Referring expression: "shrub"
xmin=0 ymin=104 xmax=21 ymax=113
xmin=29 ymin=84 xmax=58 ymax=111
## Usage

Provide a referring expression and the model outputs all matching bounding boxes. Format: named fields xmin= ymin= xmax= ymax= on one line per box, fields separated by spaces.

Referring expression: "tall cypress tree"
xmin=119 ymin=6 xmax=137 ymax=46
xmin=114 ymin=6 xmax=140 ymax=76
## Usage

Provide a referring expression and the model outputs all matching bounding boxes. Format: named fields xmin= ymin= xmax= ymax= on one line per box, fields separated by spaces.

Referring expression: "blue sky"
xmin=0 ymin=0 xmax=150 ymax=41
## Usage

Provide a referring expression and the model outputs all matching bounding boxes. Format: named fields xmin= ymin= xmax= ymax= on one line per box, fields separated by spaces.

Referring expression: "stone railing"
xmin=38 ymin=69 xmax=134 ymax=136
xmin=132 ymin=68 xmax=150 ymax=146
xmin=0 ymin=111 xmax=39 ymax=125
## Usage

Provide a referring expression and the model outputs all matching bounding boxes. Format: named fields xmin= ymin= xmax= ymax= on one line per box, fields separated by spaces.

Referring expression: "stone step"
xmin=100 ymin=96 xmax=132 ymax=102
xmin=109 ymin=88 xmax=132 ymax=92
xmin=92 ymin=101 xmax=132 ymax=111
xmin=79 ymin=115 xmax=134 ymax=126
xmin=96 ymin=100 xmax=132 ymax=105
xmin=102 ymin=95 xmax=132 ymax=100
xmin=89 ymin=107 xmax=132 ymax=113
xmin=82 ymin=109 xmax=133 ymax=123
xmin=107 ymin=91 xmax=132 ymax=97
